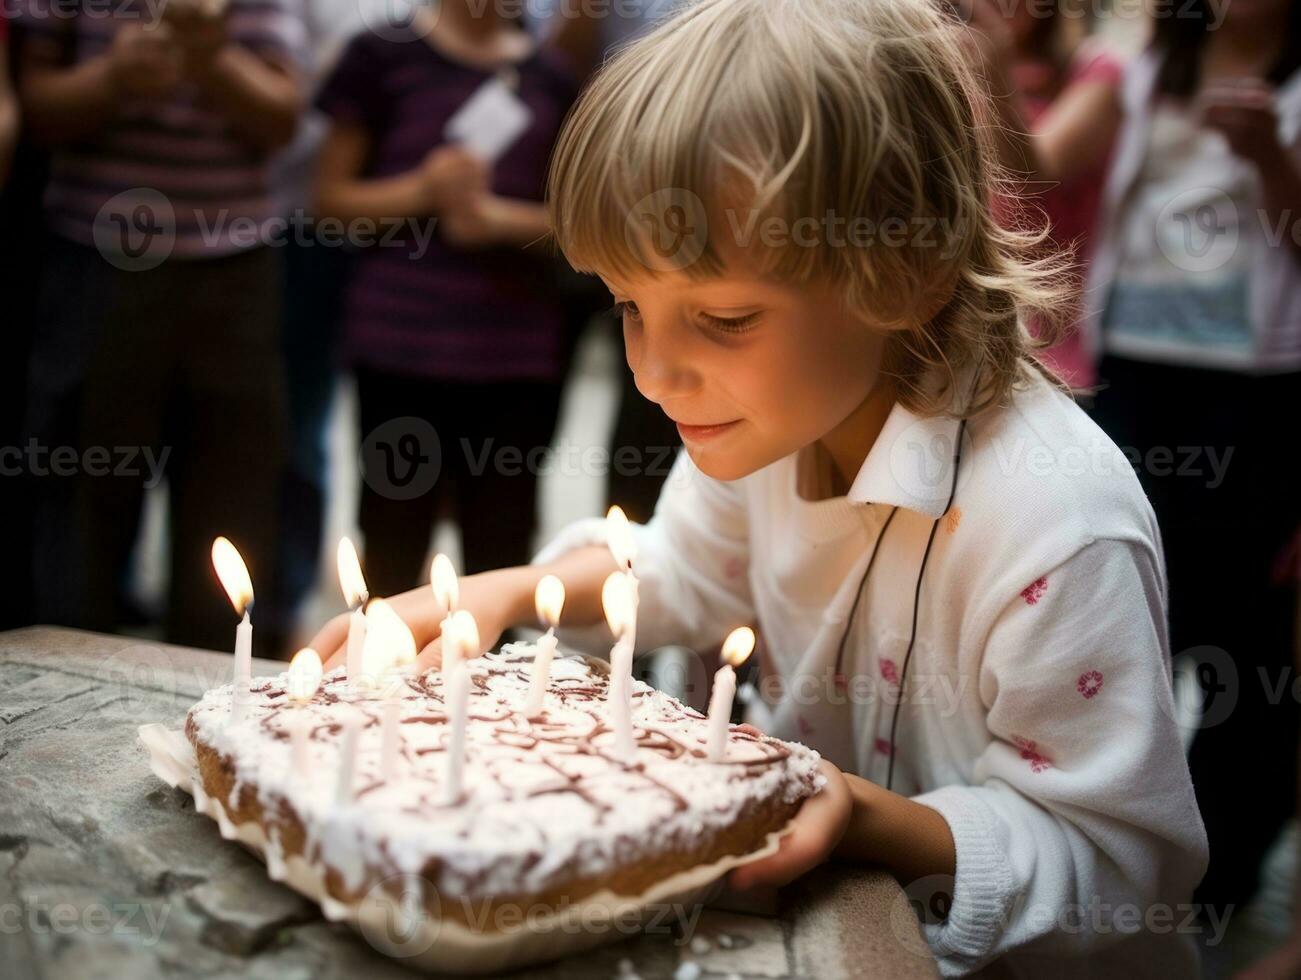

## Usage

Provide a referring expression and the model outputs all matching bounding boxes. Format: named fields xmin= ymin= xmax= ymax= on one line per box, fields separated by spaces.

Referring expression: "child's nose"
xmin=628 ymin=319 xmax=698 ymax=404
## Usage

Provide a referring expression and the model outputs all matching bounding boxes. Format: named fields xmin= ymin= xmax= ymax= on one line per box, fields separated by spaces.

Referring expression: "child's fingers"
xmin=311 ymin=614 xmax=350 ymax=670
xmin=415 ymin=637 xmax=444 ymax=673
xmin=734 ymin=723 xmax=766 ymax=738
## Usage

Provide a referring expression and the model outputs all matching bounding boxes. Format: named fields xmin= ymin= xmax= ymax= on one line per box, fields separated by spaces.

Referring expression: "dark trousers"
xmin=263 ymin=238 xmax=346 ymax=635
xmin=1092 ymin=354 xmax=1301 ymax=913
xmin=354 ymin=367 xmax=562 ymax=596
xmin=25 ymin=238 xmax=287 ymax=654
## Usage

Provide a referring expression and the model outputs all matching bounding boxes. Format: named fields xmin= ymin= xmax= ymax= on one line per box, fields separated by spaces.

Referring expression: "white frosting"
xmin=186 ymin=643 xmax=825 ymax=902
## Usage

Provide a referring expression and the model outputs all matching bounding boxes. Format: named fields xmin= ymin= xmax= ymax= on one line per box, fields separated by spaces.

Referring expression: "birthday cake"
xmin=182 ymin=645 xmax=825 ymax=939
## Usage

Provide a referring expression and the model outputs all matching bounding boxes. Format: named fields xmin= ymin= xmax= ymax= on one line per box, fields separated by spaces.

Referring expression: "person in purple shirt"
xmin=314 ymin=0 xmax=580 ymax=596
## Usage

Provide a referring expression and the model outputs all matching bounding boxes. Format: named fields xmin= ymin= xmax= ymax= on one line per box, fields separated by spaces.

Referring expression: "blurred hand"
xmin=420 ymin=145 xmax=490 ymax=214
xmin=163 ymin=0 xmax=229 ymax=74
xmin=310 ymin=569 xmax=523 ymax=673
xmin=109 ymin=23 xmax=184 ymax=100
xmin=727 ymin=758 xmax=852 ymax=891
xmin=951 ymin=0 xmax=1013 ymax=78
xmin=440 ymin=192 xmax=511 ymax=249
xmin=1200 ymin=79 xmax=1283 ymax=168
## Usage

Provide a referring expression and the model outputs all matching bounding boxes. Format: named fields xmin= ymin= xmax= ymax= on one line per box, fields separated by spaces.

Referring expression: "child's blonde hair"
xmin=547 ymin=0 xmax=1073 ymax=417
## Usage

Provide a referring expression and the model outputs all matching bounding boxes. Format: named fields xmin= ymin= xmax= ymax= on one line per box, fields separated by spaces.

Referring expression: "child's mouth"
xmin=674 ymin=419 xmax=742 ymax=444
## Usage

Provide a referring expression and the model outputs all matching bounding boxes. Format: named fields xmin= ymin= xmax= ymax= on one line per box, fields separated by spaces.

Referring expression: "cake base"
xmin=140 ymin=723 xmax=799 ymax=974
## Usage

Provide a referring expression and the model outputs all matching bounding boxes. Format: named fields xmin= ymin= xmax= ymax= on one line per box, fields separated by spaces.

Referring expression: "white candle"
xmin=335 ymin=711 xmax=362 ymax=807
xmin=290 ymin=714 xmax=312 ymax=773
xmin=431 ymin=552 xmax=459 ymax=670
xmin=345 ymin=606 xmax=366 ymax=685
xmin=443 ymin=662 xmax=470 ymax=804
xmin=442 ymin=610 xmax=479 ymax=804
xmin=381 ymin=698 xmax=401 ymax=780
xmin=601 ymin=571 xmax=636 ymax=763
xmin=606 ymin=505 xmax=640 ymax=644
xmin=610 ymin=638 xmax=635 ymax=761
xmin=706 ymin=627 xmax=756 ymax=762
xmin=337 ymin=538 xmax=369 ymax=688
xmin=525 ymin=575 xmax=565 ymax=717
xmin=212 ymin=536 xmax=254 ymax=725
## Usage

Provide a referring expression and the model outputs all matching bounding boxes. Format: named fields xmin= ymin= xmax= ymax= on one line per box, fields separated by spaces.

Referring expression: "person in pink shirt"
xmin=965 ymin=0 xmax=1125 ymax=395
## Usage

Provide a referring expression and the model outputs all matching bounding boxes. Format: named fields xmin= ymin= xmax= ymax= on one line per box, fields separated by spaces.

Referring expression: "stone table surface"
xmin=0 ymin=627 xmax=939 ymax=980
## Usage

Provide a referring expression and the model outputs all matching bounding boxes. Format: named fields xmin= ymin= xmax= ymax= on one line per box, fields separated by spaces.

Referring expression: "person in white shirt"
xmin=311 ymin=0 xmax=1209 ymax=974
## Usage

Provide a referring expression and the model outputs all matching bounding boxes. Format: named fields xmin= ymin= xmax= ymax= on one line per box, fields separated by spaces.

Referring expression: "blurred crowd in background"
xmin=0 ymin=0 xmax=1297 ymax=973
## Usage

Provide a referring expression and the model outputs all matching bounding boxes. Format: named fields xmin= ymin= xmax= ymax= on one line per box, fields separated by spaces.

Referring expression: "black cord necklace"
xmin=830 ymin=417 xmax=968 ymax=792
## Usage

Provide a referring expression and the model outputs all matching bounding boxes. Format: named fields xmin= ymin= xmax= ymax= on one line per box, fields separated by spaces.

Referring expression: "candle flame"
xmin=211 ymin=536 xmax=253 ymax=615
xmin=363 ymin=599 xmax=417 ymax=677
xmin=721 ymin=626 xmax=756 ymax=668
xmin=450 ymin=609 xmax=480 ymax=659
xmin=601 ymin=571 xmax=633 ymax=638
xmin=287 ymin=647 xmax=322 ymax=702
xmin=535 ymin=575 xmax=565 ymax=627
xmin=431 ymin=553 xmax=459 ymax=612
xmin=337 ymin=537 xmax=368 ymax=608
xmin=605 ymin=505 xmax=637 ymax=571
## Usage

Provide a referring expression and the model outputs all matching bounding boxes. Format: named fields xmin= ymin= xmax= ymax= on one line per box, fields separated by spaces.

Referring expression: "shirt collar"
xmin=845 ymin=368 xmax=973 ymax=518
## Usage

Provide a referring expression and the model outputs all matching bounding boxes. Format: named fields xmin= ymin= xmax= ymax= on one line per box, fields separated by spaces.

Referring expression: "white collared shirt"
xmin=536 ymin=370 xmax=1208 ymax=977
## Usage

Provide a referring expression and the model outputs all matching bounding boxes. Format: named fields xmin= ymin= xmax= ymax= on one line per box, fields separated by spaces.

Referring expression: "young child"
xmin=312 ymin=0 xmax=1208 ymax=973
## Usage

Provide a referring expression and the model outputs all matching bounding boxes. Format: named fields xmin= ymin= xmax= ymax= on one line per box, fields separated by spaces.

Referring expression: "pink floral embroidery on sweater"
xmin=874 ymin=737 xmax=893 ymax=756
xmin=1020 ymin=576 xmax=1049 ymax=605
xmin=880 ymin=658 xmax=899 ymax=685
xmin=1012 ymin=735 xmax=1053 ymax=773
xmin=797 ymin=715 xmax=814 ymax=737
xmin=1077 ymin=670 xmax=1104 ymax=699
xmin=723 ymin=556 xmax=746 ymax=580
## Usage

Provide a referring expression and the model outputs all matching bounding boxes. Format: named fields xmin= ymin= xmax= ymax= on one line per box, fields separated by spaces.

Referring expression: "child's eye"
xmin=700 ymin=311 xmax=760 ymax=335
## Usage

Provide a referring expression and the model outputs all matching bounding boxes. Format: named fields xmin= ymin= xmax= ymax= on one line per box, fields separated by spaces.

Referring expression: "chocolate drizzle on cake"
xmin=185 ymin=643 xmax=824 ymax=903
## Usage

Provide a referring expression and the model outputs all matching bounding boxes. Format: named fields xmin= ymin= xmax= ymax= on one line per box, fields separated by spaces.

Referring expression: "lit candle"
xmin=337 ymin=538 xmax=369 ymax=687
xmin=444 ymin=608 xmax=478 ymax=677
xmin=707 ymin=627 xmax=756 ymax=761
xmin=211 ymin=536 xmax=254 ymax=725
xmin=287 ymin=647 xmax=323 ymax=703
xmin=361 ymin=598 xmax=416 ymax=697
xmin=606 ymin=504 xmax=640 ymax=617
xmin=431 ymin=552 xmax=459 ymax=668
xmin=381 ymin=697 xmax=401 ymax=780
xmin=442 ymin=610 xmax=478 ymax=804
xmin=601 ymin=571 xmax=636 ymax=763
xmin=335 ymin=709 xmax=362 ymax=807
xmin=524 ymin=576 xmax=565 ymax=717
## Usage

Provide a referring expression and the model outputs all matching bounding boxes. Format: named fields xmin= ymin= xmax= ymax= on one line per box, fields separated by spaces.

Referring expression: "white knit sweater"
xmin=535 ymin=371 xmax=1209 ymax=977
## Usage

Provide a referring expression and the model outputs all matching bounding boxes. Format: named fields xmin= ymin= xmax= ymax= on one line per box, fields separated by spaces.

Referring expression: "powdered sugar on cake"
xmin=186 ymin=644 xmax=825 ymax=901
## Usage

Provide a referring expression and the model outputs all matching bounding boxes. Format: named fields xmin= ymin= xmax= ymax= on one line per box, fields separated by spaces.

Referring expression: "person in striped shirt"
xmin=18 ymin=0 xmax=305 ymax=655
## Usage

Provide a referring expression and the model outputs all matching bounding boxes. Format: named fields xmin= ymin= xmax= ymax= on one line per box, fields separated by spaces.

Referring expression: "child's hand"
xmin=727 ymin=758 xmax=852 ymax=891
xmin=109 ymin=24 xmax=183 ymax=100
xmin=420 ymin=146 xmax=490 ymax=214
xmin=164 ymin=4 xmax=229 ymax=75
xmin=951 ymin=0 xmax=1013 ymax=79
xmin=309 ymin=568 xmax=530 ymax=673
xmin=440 ymin=192 xmax=510 ymax=249
xmin=1199 ymin=79 xmax=1283 ymax=169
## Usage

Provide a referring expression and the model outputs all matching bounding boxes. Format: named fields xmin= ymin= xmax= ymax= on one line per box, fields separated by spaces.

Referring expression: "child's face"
xmin=601 ymin=268 xmax=892 ymax=483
